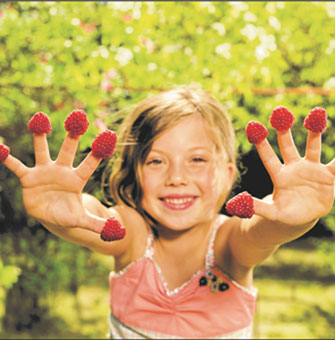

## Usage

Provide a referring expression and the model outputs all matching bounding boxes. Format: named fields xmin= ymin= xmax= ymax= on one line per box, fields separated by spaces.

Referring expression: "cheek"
xmin=196 ymin=166 xmax=221 ymax=197
xmin=141 ymin=171 xmax=152 ymax=197
xmin=141 ymin=168 xmax=161 ymax=198
xmin=140 ymin=173 xmax=152 ymax=212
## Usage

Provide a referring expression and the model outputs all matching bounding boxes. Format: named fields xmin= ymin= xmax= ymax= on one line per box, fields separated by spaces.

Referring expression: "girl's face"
xmin=140 ymin=114 xmax=235 ymax=232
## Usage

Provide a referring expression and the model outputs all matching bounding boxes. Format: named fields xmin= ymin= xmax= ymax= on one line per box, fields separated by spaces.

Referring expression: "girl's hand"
xmin=253 ymin=114 xmax=335 ymax=227
xmin=1 ymin=113 xmax=114 ymax=235
xmin=226 ymin=109 xmax=334 ymax=272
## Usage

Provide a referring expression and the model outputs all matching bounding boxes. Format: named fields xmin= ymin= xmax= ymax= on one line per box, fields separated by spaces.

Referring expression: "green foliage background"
xmin=0 ymin=1 xmax=334 ymax=338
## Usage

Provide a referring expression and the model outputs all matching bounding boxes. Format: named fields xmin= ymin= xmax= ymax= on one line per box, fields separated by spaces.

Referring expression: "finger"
xmin=253 ymin=197 xmax=278 ymax=221
xmin=255 ymin=138 xmax=282 ymax=181
xmin=305 ymin=131 xmax=321 ymax=163
xmin=277 ymin=129 xmax=300 ymax=164
xmin=33 ymin=133 xmax=51 ymax=165
xmin=74 ymin=152 xmax=101 ymax=182
xmin=77 ymin=211 xmax=106 ymax=234
xmin=2 ymin=154 xmax=29 ymax=178
xmin=55 ymin=133 xmax=80 ymax=167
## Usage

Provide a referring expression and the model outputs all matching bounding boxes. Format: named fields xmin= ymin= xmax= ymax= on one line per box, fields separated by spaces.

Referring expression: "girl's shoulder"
xmin=110 ymin=204 xmax=147 ymax=230
xmin=214 ymin=214 xmax=236 ymax=260
xmin=214 ymin=215 xmax=253 ymax=287
xmin=216 ymin=214 xmax=239 ymax=239
xmin=109 ymin=204 xmax=150 ymax=268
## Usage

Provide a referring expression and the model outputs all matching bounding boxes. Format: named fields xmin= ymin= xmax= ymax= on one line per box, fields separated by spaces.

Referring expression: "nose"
xmin=165 ymin=161 xmax=188 ymax=187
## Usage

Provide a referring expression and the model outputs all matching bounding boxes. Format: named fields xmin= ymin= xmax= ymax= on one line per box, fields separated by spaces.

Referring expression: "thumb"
xmin=77 ymin=211 xmax=107 ymax=234
xmin=76 ymin=211 xmax=126 ymax=241
xmin=226 ymin=191 xmax=277 ymax=220
xmin=253 ymin=197 xmax=278 ymax=221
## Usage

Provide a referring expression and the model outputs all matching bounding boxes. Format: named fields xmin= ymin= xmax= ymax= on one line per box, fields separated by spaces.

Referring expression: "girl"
xmin=1 ymin=86 xmax=335 ymax=339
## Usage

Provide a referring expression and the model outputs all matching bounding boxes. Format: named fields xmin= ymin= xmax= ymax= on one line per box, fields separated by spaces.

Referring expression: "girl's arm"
xmin=1 ymin=126 xmax=141 ymax=257
xmin=38 ymin=194 xmax=137 ymax=256
xmin=228 ymin=125 xmax=335 ymax=269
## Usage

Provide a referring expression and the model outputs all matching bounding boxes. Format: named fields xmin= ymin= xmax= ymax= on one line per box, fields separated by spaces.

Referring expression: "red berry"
xmin=226 ymin=191 xmax=254 ymax=219
xmin=246 ymin=121 xmax=268 ymax=144
xmin=91 ymin=130 xmax=117 ymax=159
xmin=270 ymin=106 xmax=295 ymax=131
xmin=0 ymin=144 xmax=10 ymax=162
xmin=64 ymin=110 xmax=89 ymax=137
xmin=100 ymin=217 xmax=126 ymax=242
xmin=304 ymin=107 xmax=327 ymax=133
xmin=28 ymin=112 xmax=52 ymax=134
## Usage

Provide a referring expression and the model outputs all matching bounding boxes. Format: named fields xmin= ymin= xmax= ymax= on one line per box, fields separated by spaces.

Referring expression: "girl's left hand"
xmin=253 ymin=128 xmax=335 ymax=226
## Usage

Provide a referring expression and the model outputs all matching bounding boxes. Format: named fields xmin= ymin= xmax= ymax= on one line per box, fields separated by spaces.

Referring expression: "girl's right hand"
xmin=1 ymin=123 xmax=110 ymax=235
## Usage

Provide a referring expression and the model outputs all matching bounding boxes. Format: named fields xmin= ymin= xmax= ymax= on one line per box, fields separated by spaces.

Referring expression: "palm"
xmin=21 ymin=165 xmax=85 ymax=227
xmin=4 ymin=133 xmax=101 ymax=231
xmin=255 ymin=130 xmax=335 ymax=225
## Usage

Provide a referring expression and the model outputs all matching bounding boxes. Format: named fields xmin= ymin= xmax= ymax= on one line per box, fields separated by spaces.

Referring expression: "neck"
xmin=153 ymin=214 xmax=218 ymax=256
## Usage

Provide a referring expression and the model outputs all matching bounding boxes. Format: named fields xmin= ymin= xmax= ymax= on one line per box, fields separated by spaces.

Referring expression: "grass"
xmin=1 ymin=238 xmax=334 ymax=339
xmin=253 ymin=238 xmax=335 ymax=339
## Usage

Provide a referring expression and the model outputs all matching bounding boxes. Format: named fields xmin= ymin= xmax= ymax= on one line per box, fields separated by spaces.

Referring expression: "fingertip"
xmin=64 ymin=110 xmax=90 ymax=138
xmin=226 ymin=191 xmax=254 ymax=219
xmin=246 ymin=121 xmax=268 ymax=145
xmin=28 ymin=112 xmax=52 ymax=135
xmin=0 ymin=144 xmax=10 ymax=163
xmin=66 ymin=132 xmax=80 ymax=141
xmin=91 ymin=130 xmax=117 ymax=159
xmin=100 ymin=216 xmax=126 ymax=242
xmin=304 ymin=107 xmax=327 ymax=134
xmin=270 ymin=106 xmax=295 ymax=132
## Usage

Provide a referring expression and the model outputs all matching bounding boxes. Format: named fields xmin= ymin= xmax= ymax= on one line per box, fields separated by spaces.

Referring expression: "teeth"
xmin=164 ymin=198 xmax=193 ymax=204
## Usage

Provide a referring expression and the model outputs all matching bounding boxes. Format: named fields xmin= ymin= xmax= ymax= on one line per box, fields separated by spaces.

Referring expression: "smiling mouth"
xmin=159 ymin=196 xmax=197 ymax=210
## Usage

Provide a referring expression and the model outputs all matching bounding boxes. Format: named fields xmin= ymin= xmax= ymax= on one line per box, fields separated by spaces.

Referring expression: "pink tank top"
xmin=108 ymin=215 xmax=257 ymax=339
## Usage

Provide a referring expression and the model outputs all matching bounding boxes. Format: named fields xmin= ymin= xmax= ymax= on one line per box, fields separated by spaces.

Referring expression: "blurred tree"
xmin=0 ymin=1 xmax=334 ymax=334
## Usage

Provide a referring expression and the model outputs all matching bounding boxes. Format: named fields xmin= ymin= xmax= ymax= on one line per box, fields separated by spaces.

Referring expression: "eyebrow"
xmin=149 ymin=146 xmax=212 ymax=154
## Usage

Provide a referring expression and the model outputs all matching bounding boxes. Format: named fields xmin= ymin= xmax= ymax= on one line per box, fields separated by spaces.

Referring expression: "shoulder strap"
xmin=205 ymin=215 xmax=227 ymax=268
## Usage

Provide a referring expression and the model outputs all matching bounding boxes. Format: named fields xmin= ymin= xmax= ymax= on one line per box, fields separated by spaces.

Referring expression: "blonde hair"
xmin=109 ymin=86 xmax=237 ymax=216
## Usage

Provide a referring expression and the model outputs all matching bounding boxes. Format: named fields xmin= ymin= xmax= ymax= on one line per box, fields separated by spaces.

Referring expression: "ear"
xmin=226 ymin=162 xmax=236 ymax=191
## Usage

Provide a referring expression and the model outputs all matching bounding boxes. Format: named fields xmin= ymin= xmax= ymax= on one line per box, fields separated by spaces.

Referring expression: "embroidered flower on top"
xmin=199 ymin=270 xmax=230 ymax=293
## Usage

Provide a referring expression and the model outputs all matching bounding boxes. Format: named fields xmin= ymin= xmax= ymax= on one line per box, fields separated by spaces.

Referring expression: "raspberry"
xmin=245 ymin=121 xmax=268 ymax=144
xmin=304 ymin=107 xmax=327 ymax=133
xmin=91 ymin=130 xmax=117 ymax=159
xmin=226 ymin=191 xmax=254 ymax=219
xmin=270 ymin=106 xmax=295 ymax=131
xmin=28 ymin=112 xmax=52 ymax=134
xmin=0 ymin=144 xmax=10 ymax=162
xmin=64 ymin=110 xmax=89 ymax=137
xmin=100 ymin=217 xmax=126 ymax=242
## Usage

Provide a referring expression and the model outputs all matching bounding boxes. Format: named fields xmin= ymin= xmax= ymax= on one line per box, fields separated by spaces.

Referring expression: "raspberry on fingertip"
xmin=246 ymin=121 xmax=268 ymax=144
xmin=304 ymin=107 xmax=327 ymax=133
xmin=28 ymin=112 xmax=52 ymax=134
xmin=226 ymin=191 xmax=254 ymax=219
xmin=64 ymin=110 xmax=90 ymax=138
xmin=270 ymin=106 xmax=295 ymax=131
xmin=0 ymin=144 xmax=10 ymax=162
xmin=100 ymin=217 xmax=126 ymax=242
xmin=91 ymin=130 xmax=117 ymax=159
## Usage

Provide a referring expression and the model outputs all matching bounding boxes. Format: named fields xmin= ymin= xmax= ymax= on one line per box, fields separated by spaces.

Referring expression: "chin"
xmin=151 ymin=211 xmax=214 ymax=233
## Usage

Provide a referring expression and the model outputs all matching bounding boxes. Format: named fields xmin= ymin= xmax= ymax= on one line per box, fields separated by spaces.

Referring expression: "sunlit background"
xmin=0 ymin=2 xmax=334 ymax=339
